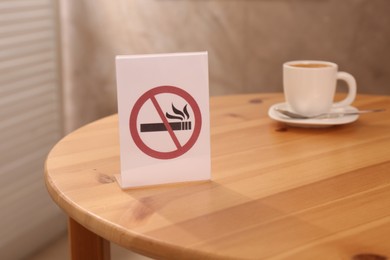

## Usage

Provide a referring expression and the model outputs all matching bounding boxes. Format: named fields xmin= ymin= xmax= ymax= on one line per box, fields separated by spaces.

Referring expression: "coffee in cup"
xmin=290 ymin=63 xmax=331 ymax=69
xmin=283 ymin=60 xmax=356 ymax=117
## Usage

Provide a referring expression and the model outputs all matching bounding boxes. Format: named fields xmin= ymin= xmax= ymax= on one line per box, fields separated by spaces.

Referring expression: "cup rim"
xmin=284 ymin=60 xmax=337 ymax=69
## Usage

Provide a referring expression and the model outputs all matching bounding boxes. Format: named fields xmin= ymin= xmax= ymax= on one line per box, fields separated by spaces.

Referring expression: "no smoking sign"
xmin=116 ymin=52 xmax=210 ymax=188
xmin=129 ymin=86 xmax=202 ymax=159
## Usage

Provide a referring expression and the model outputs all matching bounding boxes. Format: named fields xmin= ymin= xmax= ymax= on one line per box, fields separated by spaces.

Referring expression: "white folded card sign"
xmin=115 ymin=52 xmax=211 ymax=188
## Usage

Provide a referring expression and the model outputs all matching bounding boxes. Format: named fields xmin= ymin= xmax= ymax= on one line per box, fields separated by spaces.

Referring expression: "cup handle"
xmin=333 ymin=71 xmax=357 ymax=108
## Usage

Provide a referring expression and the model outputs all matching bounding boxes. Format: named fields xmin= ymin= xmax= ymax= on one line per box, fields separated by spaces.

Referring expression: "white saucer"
xmin=268 ymin=103 xmax=359 ymax=128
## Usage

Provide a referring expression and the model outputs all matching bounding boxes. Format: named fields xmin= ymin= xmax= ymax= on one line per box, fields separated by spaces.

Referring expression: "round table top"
xmin=45 ymin=93 xmax=390 ymax=260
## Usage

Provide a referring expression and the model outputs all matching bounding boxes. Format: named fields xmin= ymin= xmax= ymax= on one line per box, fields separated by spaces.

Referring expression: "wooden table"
xmin=45 ymin=93 xmax=390 ymax=260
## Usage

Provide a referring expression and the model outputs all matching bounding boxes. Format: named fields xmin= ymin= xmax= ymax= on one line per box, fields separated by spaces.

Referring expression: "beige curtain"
xmin=60 ymin=0 xmax=390 ymax=132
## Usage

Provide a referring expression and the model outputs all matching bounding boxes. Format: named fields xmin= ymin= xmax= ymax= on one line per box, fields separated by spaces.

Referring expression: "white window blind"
xmin=0 ymin=0 xmax=65 ymax=259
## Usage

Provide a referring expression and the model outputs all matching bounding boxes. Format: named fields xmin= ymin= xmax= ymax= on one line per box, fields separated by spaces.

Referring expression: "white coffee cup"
xmin=283 ymin=60 xmax=357 ymax=116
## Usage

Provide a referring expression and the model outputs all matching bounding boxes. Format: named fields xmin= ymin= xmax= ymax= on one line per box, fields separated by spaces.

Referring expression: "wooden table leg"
xmin=68 ymin=218 xmax=110 ymax=260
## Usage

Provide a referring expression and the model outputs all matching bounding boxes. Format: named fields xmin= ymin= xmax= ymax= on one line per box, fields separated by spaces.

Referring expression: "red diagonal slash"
xmin=150 ymin=95 xmax=182 ymax=149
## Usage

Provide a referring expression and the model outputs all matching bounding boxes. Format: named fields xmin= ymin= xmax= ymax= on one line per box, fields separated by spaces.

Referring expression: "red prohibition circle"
xmin=129 ymin=86 xmax=202 ymax=159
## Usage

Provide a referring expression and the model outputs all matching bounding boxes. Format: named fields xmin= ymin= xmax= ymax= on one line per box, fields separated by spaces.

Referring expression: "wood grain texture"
xmin=68 ymin=218 xmax=110 ymax=260
xmin=45 ymin=93 xmax=390 ymax=259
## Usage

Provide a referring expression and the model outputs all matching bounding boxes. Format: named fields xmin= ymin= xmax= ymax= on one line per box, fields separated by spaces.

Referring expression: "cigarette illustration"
xmin=140 ymin=103 xmax=192 ymax=132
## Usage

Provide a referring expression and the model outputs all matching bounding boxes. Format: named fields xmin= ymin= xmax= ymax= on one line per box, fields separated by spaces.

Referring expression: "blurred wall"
xmin=0 ymin=1 xmax=65 ymax=259
xmin=60 ymin=0 xmax=390 ymax=132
